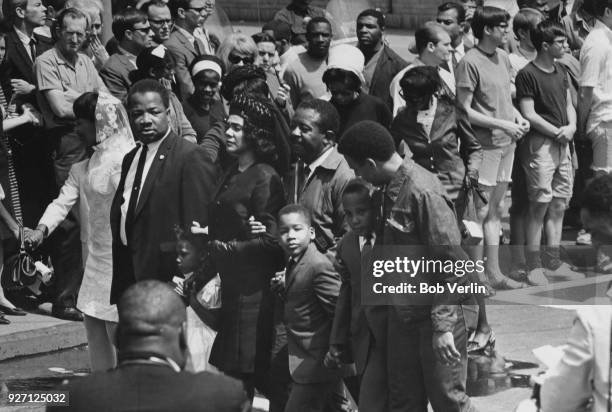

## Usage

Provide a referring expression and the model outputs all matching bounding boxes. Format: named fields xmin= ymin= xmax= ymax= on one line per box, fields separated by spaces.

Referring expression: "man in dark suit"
xmin=165 ymin=0 xmax=208 ymax=98
xmin=110 ymin=79 xmax=216 ymax=304
xmin=356 ymin=9 xmax=408 ymax=111
xmin=437 ymin=2 xmax=474 ymax=74
xmin=48 ymin=280 xmax=250 ymax=412
xmin=100 ymin=8 xmax=153 ymax=101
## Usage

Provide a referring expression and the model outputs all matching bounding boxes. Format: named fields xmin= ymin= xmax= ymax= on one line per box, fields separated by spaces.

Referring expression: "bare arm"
xmin=519 ymin=97 xmax=559 ymax=138
xmin=44 ymin=89 xmax=81 ymax=119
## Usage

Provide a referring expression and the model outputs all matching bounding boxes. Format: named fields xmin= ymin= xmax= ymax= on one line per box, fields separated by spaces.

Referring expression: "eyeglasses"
xmin=149 ymin=18 xmax=173 ymax=26
xmin=132 ymin=26 xmax=151 ymax=34
xmin=228 ymin=54 xmax=255 ymax=65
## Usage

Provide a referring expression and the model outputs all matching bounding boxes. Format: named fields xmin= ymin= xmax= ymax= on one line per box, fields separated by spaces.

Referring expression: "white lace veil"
xmin=87 ymin=93 xmax=136 ymax=195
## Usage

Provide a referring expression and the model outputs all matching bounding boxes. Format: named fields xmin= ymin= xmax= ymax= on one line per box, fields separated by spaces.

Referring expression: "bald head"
xmin=118 ymin=280 xmax=186 ymax=343
xmin=415 ymin=22 xmax=450 ymax=55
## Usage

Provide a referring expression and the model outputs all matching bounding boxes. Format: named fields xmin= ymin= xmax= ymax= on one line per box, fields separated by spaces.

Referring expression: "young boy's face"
xmin=278 ymin=212 xmax=315 ymax=259
xmin=175 ymin=240 xmax=201 ymax=275
xmin=343 ymin=192 xmax=374 ymax=237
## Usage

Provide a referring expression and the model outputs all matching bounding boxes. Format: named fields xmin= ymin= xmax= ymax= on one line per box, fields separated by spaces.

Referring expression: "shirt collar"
xmin=175 ymin=25 xmax=195 ymax=44
xmin=385 ymin=156 xmax=416 ymax=203
xmin=144 ymin=127 xmax=171 ymax=152
xmin=14 ymin=26 xmax=34 ymax=46
xmin=52 ymin=45 xmax=83 ymax=69
xmin=307 ymin=145 xmax=342 ymax=173
xmin=594 ymin=19 xmax=612 ymax=33
xmin=359 ymin=232 xmax=376 ymax=249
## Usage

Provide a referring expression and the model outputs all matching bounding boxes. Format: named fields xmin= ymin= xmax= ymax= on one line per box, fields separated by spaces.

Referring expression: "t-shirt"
xmin=455 ymin=47 xmax=515 ymax=148
xmin=283 ymin=51 xmax=328 ymax=109
xmin=516 ymin=62 xmax=569 ymax=129
xmin=579 ymin=20 xmax=612 ymax=132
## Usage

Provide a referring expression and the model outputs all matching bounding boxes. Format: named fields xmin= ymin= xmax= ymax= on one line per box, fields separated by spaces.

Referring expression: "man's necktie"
xmin=451 ymin=50 xmax=458 ymax=69
xmin=125 ymin=144 xmax=148 ymax=243
xmin=29 ymin=38 xmax=37 ymax=62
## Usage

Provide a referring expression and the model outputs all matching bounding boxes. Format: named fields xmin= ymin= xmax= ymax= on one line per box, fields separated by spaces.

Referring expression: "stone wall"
xmin=221 ymin=0 xmax=439 ymax=30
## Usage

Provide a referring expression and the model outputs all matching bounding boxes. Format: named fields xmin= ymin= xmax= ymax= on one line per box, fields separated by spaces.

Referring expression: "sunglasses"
xmin=228 ymin=54 xmax=254 ymax=65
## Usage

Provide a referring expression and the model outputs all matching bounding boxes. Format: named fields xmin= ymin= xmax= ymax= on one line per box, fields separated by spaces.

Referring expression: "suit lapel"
xmin=8 ymin=31 xmax=34 ymax=70
xmin=176 ymin=30 xmax=197 ymax=56
xmin=285 ymin=245 xmax=313 ymax=290
xmin=134 ymin=133 xmax=177 ymax=218
xmin=111 ymin=147 xmax=138 ymax=235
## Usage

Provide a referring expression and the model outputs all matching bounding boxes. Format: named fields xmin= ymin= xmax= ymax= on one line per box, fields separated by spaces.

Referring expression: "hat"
xmin=190 ymin=55 xmax=225 ymax=78
xmin=221 ymin=64 xmax=267 ymax=101
xmin=325 ymin=44 xmax=366 ymax=86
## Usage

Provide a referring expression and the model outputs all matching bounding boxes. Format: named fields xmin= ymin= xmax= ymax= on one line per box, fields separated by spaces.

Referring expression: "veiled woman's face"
xmin=225 ymin=114 xmax=249 ymax=155
xmin=75 ymin=118 xmax=97 ymax=148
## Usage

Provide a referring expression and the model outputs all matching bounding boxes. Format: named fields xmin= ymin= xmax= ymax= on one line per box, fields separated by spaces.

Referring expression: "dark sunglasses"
xmin=228 ymin=54 xmax=254 ymax=65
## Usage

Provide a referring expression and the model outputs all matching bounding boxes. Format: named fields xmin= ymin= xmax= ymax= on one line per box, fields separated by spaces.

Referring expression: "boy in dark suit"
xmin=326 ymin=179 xmax=388 ymax=411
xmin=277 ymin=204 xmax=346 ymax=412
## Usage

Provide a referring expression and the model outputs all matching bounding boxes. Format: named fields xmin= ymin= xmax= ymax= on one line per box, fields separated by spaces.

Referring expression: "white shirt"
xmin=359 ymin=233 xmax=376 ymax=252
xmin=306 ymin=146 xmax=333 ymax=181
xmin=120 ymin=128 xmax=171 ymax=245
xmin=579 ymin=19 xmax=612 ymax=133
xmin=193 ymin=27 xmax=215 ymax=55
xmin=445 ymin=42 xmax=465 ymax=79
xmin=14 ymin=26 xmax=35 ymax=60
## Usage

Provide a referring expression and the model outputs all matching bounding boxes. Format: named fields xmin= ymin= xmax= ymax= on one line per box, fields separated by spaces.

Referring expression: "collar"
xmin=175 ymin=25 xmax=195 ymax=44
xmin=594 ymin=19 xmax=612 ymax=34
xmin=118 ymin=46 xmax=137 ymax=61
xmin=454 ymin=41 xmax=465 ymax=56
xmin=14 ymin=26 xmax=34 ymax=46
xmin=385 ymin=156 xmax=416 ymax=203
xmin=308 ymin=145 xmax=343 ymax=173
xmin=308 ymin=145 xmax=333 ymax=174
xmin=52 ymin=45 xmax=83 ymax=69
xmin=359 ymin=232 xmax=376 ymax=248
xmin=143 ymin=127 xmax=171 ymax=152
xmin=118 ymin=352 xmax=182 ymax=372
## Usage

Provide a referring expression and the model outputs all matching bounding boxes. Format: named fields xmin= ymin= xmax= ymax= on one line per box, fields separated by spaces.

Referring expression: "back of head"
xmin=220 ymin=64 xmax=268 ymax=101
xmin=357 ymin=8 xmax=386 ymax=29
xmin=127 ymin=78 xmax=170 ymax=109
xmin=297 ymin=99 xmax=340 ymax=137
xmin=112 ymin=8 xmax=148 ymax=41
xmin=132 ymin=44 xmax=176 ymax=82
xmin=338 ymin=120 xmax=395 ymax=163
xmin=117 ymin=280 xmax=186 ymax=350
xmin=167 ymin=0 xmax=190 ymax=19
xmin=415 ymin=21 xmax=447 ymax=55
xmin=513 ymin=7 xmax=544 ymax=39
xmin=589 ymin=0 xmax=611 ymax=17
xmin=582 ymin=173 xmax=612 ymax=219
xmin=471 ymin=6 xmax=510 ymax=40
xmin=73 ymin=91 xmax=99 ymax=122
xmin=530 ymin=19 xmax=566 ymax=51
xmin=399 ymin=65 xmax=442 ymax=98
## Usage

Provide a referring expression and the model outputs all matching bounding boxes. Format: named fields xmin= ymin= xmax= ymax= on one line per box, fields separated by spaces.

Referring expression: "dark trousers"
xmin=47 ymin=127 xmax=86 ymax=308
xmin=284 ymin=378 xmax=346 ymax=412
xmin=387 ymin=306 xmax=475 ymax=412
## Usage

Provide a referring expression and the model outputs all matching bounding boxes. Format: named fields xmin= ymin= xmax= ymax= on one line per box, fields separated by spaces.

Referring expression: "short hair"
xmin=167 ymin=0 xmax=190 ymax=18
xmin=278 ymin=204 xmax=312 ymax=226
xmin=438 ymin=2 xmax=467 ymax=23
xmin=252 ymin=31 xmax=276 ymax=44
xmin=112 ymin=8 xmax=148 ymax=41
xmin=513 ymin=8 xmax=543 ymax=39
xmin=174 ymin=225 xmax=207 ymax=252
xmin=471 ymin=6 xmax=510 ymax=40
xmin=531 ymin=20 xmax=567 ymax=51
xmin=306 ymin=16 xmax=331 ymax=35
xmin=262 ymin=19 xmax=292 ymax=42
xmin=296 ymin=99 xmax=340 ymax=136
xmin=399 ymin=66 xmax=442 ymax=99
xmin=357 ymin=8 xmax=385 ymax=29
xmin=54 ymin=7 xmax=89 ymax=34
xmin=127 ymin=79 xmax=170 ymax=109
xmin=140 ymin=0 xmax=168 ymax=14
xmin=322 ymin=68 xmax=362 ymax=92
xmin=415 ymin=22 xmax=447 ymax=55
xmin=338 ymin=120 xmax=396 ymax=163
xmin=73 ymin=91 xmax=98 ymax=123
xmin=2 ymin=0 xmax=27 ymax=22
xmin=342 ymin=178 xmax=372 ymax=202
xmin=42 ymin=0 xmax=68 ymax=10
xmin=216 ymin=33 xmax=258 ymax=68
xmin=582 ymin=173 xmax=612 ymax=219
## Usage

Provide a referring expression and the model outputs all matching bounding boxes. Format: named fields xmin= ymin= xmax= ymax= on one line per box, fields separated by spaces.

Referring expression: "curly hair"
xmin=220 ymin=64 xmax=268 ymax=101
xmin=583 ymin=174 xmax=612 ymax=219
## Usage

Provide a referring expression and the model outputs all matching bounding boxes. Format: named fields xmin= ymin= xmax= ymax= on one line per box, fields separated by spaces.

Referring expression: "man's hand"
xmin=324 ymin=344 xmax=343 ymax=369
xmin=433 ymin=331 xmax=461 ymax=365
xmin=191 ymin=221 xmax=209 ymax=235
xmin=270 ymin=270 xmax=286 ymax=299
xmin=556 ymin=125 xmax=576 ymax=143
xmin=516 ymin=117 xmax=530 ymax=136
xmin=275 ymin=83 xmax=291 ymax=109
xmin=248 ymin=216 xmax=266 ymax=235
xmin=498 ymin=120 xmax=526 ymax=142
xmin=10 ymin=79 xmax=36 ymax=96
xmin=22 ymin=103 xmax=42 ymax=126
xmin=23 ymin=227 xmax=44 ymax=250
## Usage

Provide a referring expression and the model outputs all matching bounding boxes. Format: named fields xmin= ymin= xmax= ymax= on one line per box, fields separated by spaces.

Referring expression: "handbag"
xmin=455 ymin=184 xmax=487 ymax=245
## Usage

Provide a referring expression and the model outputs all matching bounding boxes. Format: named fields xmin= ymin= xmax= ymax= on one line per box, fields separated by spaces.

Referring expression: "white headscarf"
xmin=87 ymin=93 xmax=136 ymax=195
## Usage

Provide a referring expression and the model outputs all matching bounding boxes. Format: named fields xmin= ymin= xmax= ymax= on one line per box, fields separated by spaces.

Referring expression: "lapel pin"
xmin=159 ymin=154 xmax=165 ymax=160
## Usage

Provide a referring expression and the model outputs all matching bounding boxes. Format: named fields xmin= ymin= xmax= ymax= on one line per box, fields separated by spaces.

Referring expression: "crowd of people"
xmin=0 ymin=0 xmax=610 ymax=410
